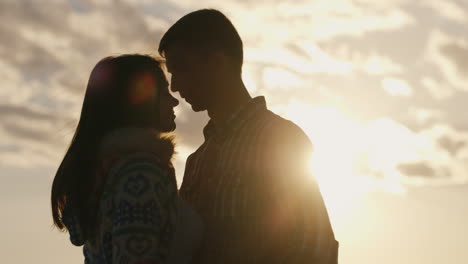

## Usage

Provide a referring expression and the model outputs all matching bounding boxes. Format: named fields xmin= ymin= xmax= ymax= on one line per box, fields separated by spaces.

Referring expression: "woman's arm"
xmin=110 ymin=154 xmax=178 ymax=264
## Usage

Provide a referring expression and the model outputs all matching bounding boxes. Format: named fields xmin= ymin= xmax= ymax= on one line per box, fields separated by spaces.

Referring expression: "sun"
xmin=272 ymin=103 xmax=377 ymax=225
xmin=272 ymin=101 xmax=411 ymax=226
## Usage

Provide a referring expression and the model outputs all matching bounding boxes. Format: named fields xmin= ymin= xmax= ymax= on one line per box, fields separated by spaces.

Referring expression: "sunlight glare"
xmin=275 ymin=102 xmax=410 ymax=225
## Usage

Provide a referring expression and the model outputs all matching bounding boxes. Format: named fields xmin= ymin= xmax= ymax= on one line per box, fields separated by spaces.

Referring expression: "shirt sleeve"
xmin=258 ymin=120 xmax=339 ymax=264
xmin=109 ymin=154 xmax=178 ymax=264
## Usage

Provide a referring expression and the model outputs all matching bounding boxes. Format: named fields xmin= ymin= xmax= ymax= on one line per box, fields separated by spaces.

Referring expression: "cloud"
xmin=421 ymin=77 xmax=454 ymax=100
xmin=397 ymin=124 xmax=468 ymax=184
xmin=270 ymin=100 xmax=468 ymax=191
xmin=1 ymin=0 xmax=468 ymax=189
xmin=262 ymin=67 xmax=304 ymax=89
xmin=426 ymin=30 xmax=468 ymax=92
xmin=428 ymin=125 xmax=468 ymax=157
xmin=363 ymin=121 xmax=468 ymax=184
xmin=397 ymin=162 xmax=439 ymax=178
xmin=279 ymin=103 xmax=468 ymax=185
xmin=0 ymin=0 xmax=177 ymax=167
xmin=163 ymin=0 xmax=414 ymax=81
xmin=397 ymin=125 xmax=468 ymax=180
xmin=407 ymin=107 xmax=446 ymax=128
xmin=245 ymin=42 xmax=353 ymax=76
xmin=438 ymin=136 xmax=466 ymax=156
xmin=382 ymin=77 xmax=413 ymax=97
xmin=231 ymin=0 xmax=414 ymax=41
xmin=422 ymin=0 xmax=468 ymax=24
xmin=439 ymin=42 xmax=468 ymax=83
xmin=0 ymin=102 xmax=73 ymax=167
xmin=166 ymin=0 xmax=414 ymax=41
xmin=359 ymin=54 xmax=403 ymax=75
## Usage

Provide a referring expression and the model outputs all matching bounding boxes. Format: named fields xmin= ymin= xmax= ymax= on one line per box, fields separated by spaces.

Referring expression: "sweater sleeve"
xmin=109 ymin=154 xmax=178 ymax=264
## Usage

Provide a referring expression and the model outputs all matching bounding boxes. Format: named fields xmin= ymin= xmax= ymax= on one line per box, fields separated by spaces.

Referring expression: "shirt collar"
xmin=203 ymin=96 xmax=267 ymax=140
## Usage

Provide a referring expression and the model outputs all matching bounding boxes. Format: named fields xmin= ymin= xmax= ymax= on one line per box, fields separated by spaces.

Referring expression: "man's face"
xmin=165 ymin=46 xmax=213 ymax=112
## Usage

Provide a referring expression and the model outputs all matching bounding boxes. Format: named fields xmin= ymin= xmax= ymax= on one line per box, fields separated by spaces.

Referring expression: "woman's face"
xmin=128 ymin=69 xmax=179 ymax=132
xmin=157 ymin=77 xmax=179 ymax=132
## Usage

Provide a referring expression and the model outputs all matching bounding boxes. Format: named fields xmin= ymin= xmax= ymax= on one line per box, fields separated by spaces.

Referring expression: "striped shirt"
xmin=180 ymin=96 xmax=339 ymax=264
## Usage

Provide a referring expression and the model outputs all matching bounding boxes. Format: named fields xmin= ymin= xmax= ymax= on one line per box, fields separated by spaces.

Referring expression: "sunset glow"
xmin=3 ymin=0 xmax=468 ymax=263
xmin=273 ymin=103 xmax=417 ymax=222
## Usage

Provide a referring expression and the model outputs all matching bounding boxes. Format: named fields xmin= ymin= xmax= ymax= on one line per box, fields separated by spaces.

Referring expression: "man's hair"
xmin=158 ymin=9 xmax=243 ymax=70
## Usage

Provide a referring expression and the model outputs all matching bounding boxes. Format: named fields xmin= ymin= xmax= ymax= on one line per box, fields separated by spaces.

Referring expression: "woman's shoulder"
xmin=97 ymin=128 xmax=176 ymax=193
xmin=99 ymin=127 xmax=175 ymax=164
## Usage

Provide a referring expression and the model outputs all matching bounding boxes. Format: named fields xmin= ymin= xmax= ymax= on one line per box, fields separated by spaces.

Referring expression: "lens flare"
xmin=130 ymin=72 xmax=157 ymax=104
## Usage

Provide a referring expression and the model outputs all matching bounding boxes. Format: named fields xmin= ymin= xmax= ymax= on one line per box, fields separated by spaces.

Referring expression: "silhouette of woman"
xmin=51 ymin=54 xmax=202 ymax=264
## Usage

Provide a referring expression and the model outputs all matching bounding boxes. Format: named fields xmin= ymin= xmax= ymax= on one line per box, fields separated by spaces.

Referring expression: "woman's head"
xmin=84 ymin=54 xmax=178 ymax=133
xmin=51 ymin=54 xmax=178 ymax=236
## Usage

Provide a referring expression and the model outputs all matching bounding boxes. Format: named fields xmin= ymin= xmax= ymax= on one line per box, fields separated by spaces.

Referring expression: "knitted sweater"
xmin=62 ymin=128 xmax=178 ymax=264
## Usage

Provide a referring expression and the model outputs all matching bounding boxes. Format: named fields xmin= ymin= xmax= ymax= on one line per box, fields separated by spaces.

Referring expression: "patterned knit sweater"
xmin=62 ymin=128 xmax=178 ymax=264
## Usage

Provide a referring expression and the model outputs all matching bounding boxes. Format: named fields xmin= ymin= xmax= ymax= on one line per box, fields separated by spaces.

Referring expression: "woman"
xmin=51 ymin=54 xmax=201 ymax=263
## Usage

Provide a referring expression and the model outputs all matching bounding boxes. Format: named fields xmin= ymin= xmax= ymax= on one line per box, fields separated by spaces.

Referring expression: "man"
xmin=158 ymin=9 xmax=339 ymax=264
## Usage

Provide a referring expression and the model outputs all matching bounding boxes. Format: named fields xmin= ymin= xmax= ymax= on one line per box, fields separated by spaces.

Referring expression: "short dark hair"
xmin=158 ymin=9 xmax=243 ymax=69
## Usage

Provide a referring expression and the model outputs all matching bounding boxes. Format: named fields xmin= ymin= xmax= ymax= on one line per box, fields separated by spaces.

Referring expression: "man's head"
xmin=158 ymin=9 xmax=243 ymax=112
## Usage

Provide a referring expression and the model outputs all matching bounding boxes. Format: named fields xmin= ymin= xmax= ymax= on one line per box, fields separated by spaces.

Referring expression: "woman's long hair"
xmin=51 ymin=54 xmax=166 ymax=239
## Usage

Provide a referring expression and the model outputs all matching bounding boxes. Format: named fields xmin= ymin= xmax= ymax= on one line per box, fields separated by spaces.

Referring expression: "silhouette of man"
xmin=159 ymin=9 xmax=338 ymax=264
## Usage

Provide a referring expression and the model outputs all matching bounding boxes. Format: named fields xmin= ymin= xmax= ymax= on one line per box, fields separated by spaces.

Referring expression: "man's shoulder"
xmin=254 ymin=110 xmax=311 ymax=145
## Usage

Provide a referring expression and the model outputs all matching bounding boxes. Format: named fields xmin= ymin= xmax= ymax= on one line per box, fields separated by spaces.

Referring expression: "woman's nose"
xmin=172 ymin=96 xmax=179 ymax=106
xmin=170 ymin=76 xmax=178 ymax=92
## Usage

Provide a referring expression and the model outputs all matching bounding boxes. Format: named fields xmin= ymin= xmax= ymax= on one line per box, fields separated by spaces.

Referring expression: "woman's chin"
xmin=160 ymin=122 xmax=176 ymax=133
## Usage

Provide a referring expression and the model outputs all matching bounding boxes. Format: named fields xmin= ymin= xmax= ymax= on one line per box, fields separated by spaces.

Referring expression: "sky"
xmin=1 ymin=0 xmax=467 ymax=263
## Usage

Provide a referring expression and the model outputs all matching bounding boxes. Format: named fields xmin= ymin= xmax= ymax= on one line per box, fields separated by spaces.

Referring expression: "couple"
xmin=51 ymin=9 xmax=338 ymax=264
